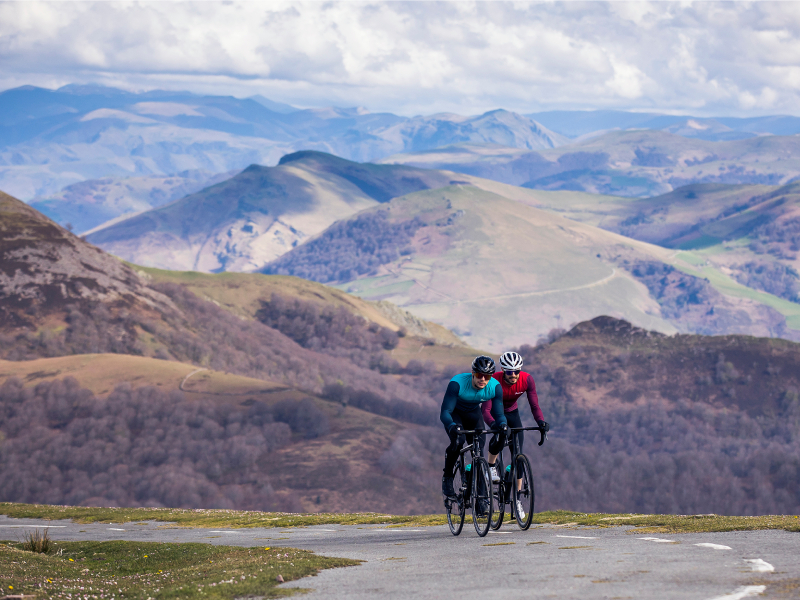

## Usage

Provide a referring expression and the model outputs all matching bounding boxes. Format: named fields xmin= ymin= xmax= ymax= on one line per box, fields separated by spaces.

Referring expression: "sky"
xmin=1 ymin=1 xmax=800 ymax=117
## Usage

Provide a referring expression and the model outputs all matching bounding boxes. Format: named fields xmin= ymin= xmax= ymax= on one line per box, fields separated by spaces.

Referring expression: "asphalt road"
xmin=1 ymin=515 xmax=797 ymax=599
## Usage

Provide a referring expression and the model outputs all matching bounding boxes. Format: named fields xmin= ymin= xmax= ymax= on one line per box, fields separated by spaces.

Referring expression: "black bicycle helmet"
xmin=471 ymin=355 xmax=495 ymax=375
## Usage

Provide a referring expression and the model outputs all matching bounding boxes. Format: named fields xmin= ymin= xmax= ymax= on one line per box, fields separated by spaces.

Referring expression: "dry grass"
xmin=21 ymin=528 xmax=51 ymax=553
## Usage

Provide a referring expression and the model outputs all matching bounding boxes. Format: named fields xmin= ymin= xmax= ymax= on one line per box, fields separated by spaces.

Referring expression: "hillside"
xmin=0 ymin=356 xmax=443 ymax=513
xmin=263 ymin=184 xmax=798 ymax=350
xmin=85 ymin=151 xmax=456 ymax=272
xmin=379 ymin=130 xmax=800 ymax=197
xmin=0 ymin=190 xmax=174 ymax=334
xmin=3 ymin=316 xmax=800 ymax=516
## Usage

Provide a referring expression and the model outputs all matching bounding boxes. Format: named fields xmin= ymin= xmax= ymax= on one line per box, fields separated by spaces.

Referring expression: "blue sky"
xmin=2 ymin=1 xmax=800 ymax=116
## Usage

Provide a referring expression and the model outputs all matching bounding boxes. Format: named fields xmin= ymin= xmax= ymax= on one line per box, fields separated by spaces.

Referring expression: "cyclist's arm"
xmin=440 ymin=380 xmax=460 ymax=432
xmin=481 ymin=399 xmax=495 ymax=427
xmin=526 ymin=374 xmax=545 ymax=422
xmin=489 ymin=384 xmax=507 ymax=427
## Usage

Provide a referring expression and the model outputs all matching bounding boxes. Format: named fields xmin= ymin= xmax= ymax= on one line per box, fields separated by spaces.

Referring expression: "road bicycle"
xmin=490 ymin=425 xmax=546 ymax=531
xmin=444 ymin=427 xmax=493 ymax=537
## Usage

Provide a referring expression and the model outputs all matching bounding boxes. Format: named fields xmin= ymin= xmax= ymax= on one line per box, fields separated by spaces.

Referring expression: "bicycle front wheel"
xmin=471 ymin=457 xmax=493 ymax=537
xmin=490 ymin=457 xmax=505 ymax=530
xmin=513 ymin=453 xmax=534 ymax=530
xmin=446 ymin=461 xmax=465 ymax=536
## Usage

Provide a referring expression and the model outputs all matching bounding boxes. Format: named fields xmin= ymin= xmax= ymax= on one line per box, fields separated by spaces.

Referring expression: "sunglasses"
xmin=504 ymin=370 xmax=520 ymax=376
xmin=472 ymin=372 xmax=494 ymax=380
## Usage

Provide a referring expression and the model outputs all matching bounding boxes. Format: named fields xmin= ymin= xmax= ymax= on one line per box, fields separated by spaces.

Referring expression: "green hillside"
xmin=264 ymin=184 xmax=800 ymax=349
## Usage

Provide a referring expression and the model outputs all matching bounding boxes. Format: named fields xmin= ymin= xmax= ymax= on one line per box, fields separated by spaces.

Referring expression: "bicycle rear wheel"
xmin=446 ymin=461 xmax=465 ymax=536
xmin=490 ymin=457 xmax=505 ymax=530
xmin=513 ymin=453 xmax=534 ymax=530
xmin=471 ymin=457 xmax=492 ymax=537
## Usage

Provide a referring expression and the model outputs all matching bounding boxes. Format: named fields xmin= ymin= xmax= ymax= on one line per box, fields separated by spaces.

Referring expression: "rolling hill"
xmin=262 ymin=184 xmax=799 ymax=350
xmin=84 ymin=151 xmax=457 ymax=272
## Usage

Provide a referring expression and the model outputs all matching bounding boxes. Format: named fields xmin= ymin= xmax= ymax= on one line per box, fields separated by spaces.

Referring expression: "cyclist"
xmin=482 ymin=350 xmax=550 ymax=519
xmin=441 ymin=356 xmax=508 ymax=507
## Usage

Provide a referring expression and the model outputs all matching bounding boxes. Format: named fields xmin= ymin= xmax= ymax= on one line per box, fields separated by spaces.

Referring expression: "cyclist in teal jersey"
xmin=440 ymin=356 xmax=507 ymax=499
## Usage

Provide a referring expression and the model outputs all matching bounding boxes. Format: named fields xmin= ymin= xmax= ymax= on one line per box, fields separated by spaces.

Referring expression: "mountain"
xmin=29 ymin=170 xmax=237 ymax=234
xmin=378 ymin=130 xmax=800 ymax=197
xmin=85 ymin=151 xmax=457 ymax=271
xmin=0 ymin=85 xmax=563 ymax=200
xmin=527 ymin=109 xmax=800 ymax=140
xmin=262 ymin=184 xmax=798 ymax=349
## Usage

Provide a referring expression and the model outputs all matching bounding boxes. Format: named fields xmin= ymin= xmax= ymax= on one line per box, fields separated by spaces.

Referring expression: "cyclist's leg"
xmin=506 ymin=409 xmax=524 ymax=490
xmin=461 ymin=406 xmax=487 ymax=504
xmin=444 ymin=410 xmax=467 ymax=477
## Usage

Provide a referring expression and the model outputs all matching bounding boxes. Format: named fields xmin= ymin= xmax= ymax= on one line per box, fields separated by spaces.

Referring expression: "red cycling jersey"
xmin=482 ymin=371 xmax=544 ymax=425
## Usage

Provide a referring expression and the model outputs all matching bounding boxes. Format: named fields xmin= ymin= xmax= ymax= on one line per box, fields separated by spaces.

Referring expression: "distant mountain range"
xmin=527 ymin=110 xmax=800 ymax=140
xmin=0 ymin=84 xmax=563 ymax=201
xmin=379 ymin=131 xmax=800 ymax=197
xmin=5 ymin=83 xmax=800 ymax=207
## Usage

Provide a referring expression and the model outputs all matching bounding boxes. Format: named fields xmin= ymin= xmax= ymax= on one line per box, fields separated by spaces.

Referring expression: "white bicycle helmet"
xmin=499 ymin=351 xmax=523 ymax=371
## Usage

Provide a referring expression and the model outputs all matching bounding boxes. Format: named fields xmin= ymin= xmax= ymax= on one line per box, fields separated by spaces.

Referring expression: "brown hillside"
xmin=0 ymin=190 xmax=173 ymax=330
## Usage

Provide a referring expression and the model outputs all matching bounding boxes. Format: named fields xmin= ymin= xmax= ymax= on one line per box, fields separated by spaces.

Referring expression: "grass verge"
xmin=1 ymin=504 xmax=799 ymax=534
xmin=0 ymin=538 xmax=358 ymax=599
xmin=0 ymin=503 xmax=446 ymax=528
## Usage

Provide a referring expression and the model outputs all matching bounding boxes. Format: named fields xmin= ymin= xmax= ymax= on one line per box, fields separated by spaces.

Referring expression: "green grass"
xmin=674 ymin=251 xmax=707 ymax=267
xmin=528 ymin=510 xmax=800 ymax=533
xmin=0 ymin=539 xmax=358 ymax=599
xmin=0 ymin=503 xmax=446 ymax=529
xmin=3 ymin=504 xmax=800 ymax=534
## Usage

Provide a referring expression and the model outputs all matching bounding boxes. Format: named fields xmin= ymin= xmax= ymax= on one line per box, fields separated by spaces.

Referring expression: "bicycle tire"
xmin=513 ymin=453 xmax=535 ymax=530
xmin=471 ymin=457 xmax=493 ymax=537
xmin=490 ymin=456 xmax=505 ymax=530
xmin=446 ymin=460 xmax=465 ymax=536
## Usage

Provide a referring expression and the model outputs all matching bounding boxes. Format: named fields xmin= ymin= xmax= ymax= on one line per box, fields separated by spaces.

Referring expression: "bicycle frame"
xmin=456 ymin=428 xmax=486 ymax=508
xmin=491 ymin=425 xmax=545 ymax=529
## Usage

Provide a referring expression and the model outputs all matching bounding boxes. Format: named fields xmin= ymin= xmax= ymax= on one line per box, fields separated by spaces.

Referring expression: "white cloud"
xmin=1 ymin=1 xmax=800 ymax=116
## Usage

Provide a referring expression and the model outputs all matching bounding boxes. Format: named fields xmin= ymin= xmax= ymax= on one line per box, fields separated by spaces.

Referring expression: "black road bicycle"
xmin=490 ymin=425 xmax=546 ymax=531
xmin=444 ymin=428 xmax=493 ymax=537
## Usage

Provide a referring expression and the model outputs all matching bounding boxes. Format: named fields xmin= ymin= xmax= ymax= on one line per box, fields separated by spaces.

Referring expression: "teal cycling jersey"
xmin=440 ymin=372 xmax=506 ymax=432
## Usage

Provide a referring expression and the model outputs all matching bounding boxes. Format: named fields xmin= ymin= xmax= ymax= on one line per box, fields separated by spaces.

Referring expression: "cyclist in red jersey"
xmin=481 ymin=351 xmax=549 ymax=520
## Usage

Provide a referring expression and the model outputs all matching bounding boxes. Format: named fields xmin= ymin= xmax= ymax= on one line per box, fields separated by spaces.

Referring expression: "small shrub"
xmin=22 ymin=528 xmax=51 ymax=553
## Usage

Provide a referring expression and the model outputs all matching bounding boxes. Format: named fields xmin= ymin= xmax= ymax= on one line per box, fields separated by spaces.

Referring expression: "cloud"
xmin=1 ymin=1 xmax=799 ymax=116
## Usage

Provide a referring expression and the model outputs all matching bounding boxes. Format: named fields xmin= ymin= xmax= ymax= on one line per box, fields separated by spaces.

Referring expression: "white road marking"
xmin=695 ymin=543 xmax=732 ymax=550
xmin=639 ymin=537 xmax=677 ymax=543
xmin=704 ymin=585 xmax=766 ymax=600
xmin=744 ymin=559 xmax=774 ymax=573
xmin=108 ymin=528 xmax=125 ymax=531
xmin=372 ymin=529 xmax=423 ymax=532
xmin=555 ymin=535 xmax=598 ymax=539
xmin=0 ymin=525 xmax=66 ymax=528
